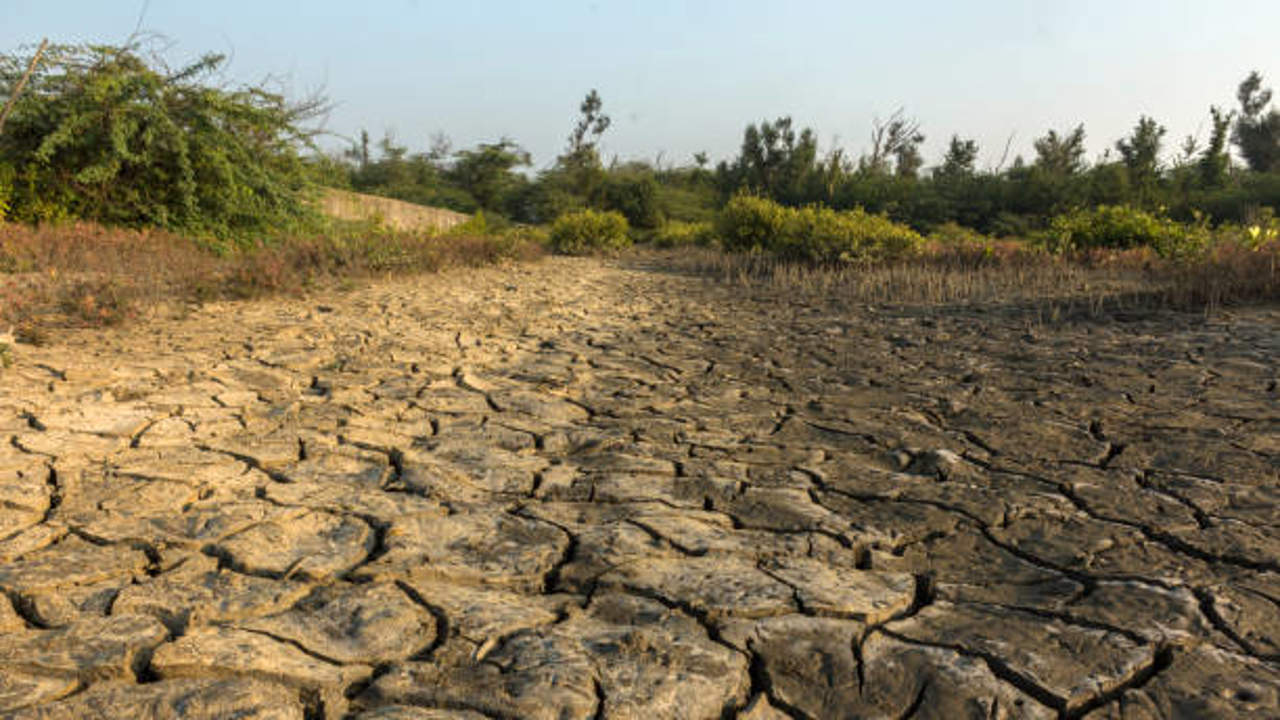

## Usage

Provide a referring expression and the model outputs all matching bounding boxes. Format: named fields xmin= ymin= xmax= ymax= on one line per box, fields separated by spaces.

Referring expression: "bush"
xmin=549 ymin=209 xmax=631 ymax=254
xmin=0 ymin=42 xmax=322 ymax=242
xmin=602 ymin=173 xmax=663 ymax=229
xmin=652 ymin=221 xmax=715 ymax=248
xmin=493 ymin=225 xmax=550 ymax=260
xmin=1039 ymin=205 xmax=1209 ymax=258
xmin=716 ymin=194 xmax=922 ymax=262
xmin=716 ymin=194 xmax=790 ymax=253
xmin=783 ymin=205 xmax=923 ymax=263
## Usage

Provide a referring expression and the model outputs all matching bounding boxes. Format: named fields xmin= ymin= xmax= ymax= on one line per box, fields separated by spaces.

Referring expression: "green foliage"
xmin=782 ymin=205 xmax=923 ymax=263
xmin=654 ymin=182 xmax=716 ymax=223
xmin=936 ymin=136 xmax=979 ymax=179
xmin=862 ymin=110 xmax=924 ymax=178
xmin=717 ymin=117 xmax=820 ymax=204
xmin=1034 ymin=125 xmax=1088 ymax=176
xmin=0 ymin=162 xmax=12 ymax=221
xmin=341 ymin=132 xmax=480 ymax=215
xmin=1038 ymin=205 xmax=1209 ymax=258
xmin=0 ymin=42 xmax=323 ymax=241
xmin=717 ymin=194 xmax=791 ymax=253
xmin=652 ymin=221 xmax=715 ymax=248
xmin=505 ymin=178 xmax=584 ymax=225
xmin=548 ymin=209 xmax=630 ymax=255
xmin=447 ymin=139 xmax=530 ymax=211
xmin=1116 ymin=116 xmax=1166 ymax=203
xmin=1199 ymin=106 xmax=1233 ymax=187
xmin=717 ymin=194 xmax=922 ymax=263
xmin=1233 ymin=71 xmax=1280 ymax=173
xmin=602 ymin=171 xmax=662 ymax=229
xmin=557 ymin=90 xmax=611 ymax=201
xmin=446 ymin=210 xmax=493 ymax=236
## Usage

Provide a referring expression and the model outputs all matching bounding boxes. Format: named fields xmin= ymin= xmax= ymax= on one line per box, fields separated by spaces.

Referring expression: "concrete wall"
xmin=320 ymin=188 xmax=470 ymax=233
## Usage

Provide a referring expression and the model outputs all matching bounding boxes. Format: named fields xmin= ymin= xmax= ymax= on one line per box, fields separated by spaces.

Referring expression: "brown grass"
xmin=0 ymin=220 xmax=544 ymax=340
xmin=652 ymin=238 xmax=1280 ymax=317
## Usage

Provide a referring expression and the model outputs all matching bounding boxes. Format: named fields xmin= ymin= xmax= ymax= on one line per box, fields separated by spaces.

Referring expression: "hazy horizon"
xmin=4 ymin=0 xmax=1278 ymax=171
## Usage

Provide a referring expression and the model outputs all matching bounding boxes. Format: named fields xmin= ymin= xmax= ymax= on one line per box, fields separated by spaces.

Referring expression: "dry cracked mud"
xmin=0 ymin=256 xmax=1276 ymax=719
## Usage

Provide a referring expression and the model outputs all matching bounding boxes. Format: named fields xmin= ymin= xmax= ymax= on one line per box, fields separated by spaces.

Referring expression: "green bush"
xmin=716 ymin=194 xmax=922 ymax=262
xmin=549 ymin=209 xmax=631 ymax=254
xmin=1039 ymin=205 xmax=1209 ymax=258
xmin=602 ymin=173 xmax=663 ymax=229
xmin=0 ymin=43 xmax=321 ymax=242
xmin=716 ymin=194 xmax=789 ymax=253
xmin=652 ymin=221 xmax=715 ymax=248
xmin=783 ymin=205 xmax=923 ymax=263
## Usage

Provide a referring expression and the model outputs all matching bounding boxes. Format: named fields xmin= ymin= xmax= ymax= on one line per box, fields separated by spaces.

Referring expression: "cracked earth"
xmin=0 ymin=256 xmax=1276 ymax=719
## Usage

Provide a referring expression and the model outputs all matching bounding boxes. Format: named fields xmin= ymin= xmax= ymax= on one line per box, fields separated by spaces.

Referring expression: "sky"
xmin=4 ymin=0 xmax=1278 ymax=171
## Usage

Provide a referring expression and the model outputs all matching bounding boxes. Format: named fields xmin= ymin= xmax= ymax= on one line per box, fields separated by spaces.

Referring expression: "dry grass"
xmin=653 ymin=238 xmax=1280 ymax=317
xmin=0 ymin=220 xmax=544 ymax=340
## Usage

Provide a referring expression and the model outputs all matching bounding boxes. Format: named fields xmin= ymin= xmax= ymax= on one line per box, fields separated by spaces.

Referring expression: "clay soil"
xmin=0 ymin=256 xmax=1276 ymax=719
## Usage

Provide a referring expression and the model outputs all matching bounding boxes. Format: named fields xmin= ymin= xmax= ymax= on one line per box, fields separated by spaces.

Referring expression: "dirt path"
xmin=1 ymin=256 xmax=1276 ymax=719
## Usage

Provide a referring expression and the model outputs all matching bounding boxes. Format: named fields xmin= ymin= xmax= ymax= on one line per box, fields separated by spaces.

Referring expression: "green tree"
xmin=1233 ymin=71 xmax=1280 ymax=172
xmin=557 ymin=89 xmax=611 ymax=202
xmin=447 ymin=138 xmax=530 ymax=212
xmin=1199 ymin=106 xmax=1233 ymax=188
xmin=894 ymin=137 xmax=925 ymax=179
xmin=717 ymin=116 xmax=819 ymax=204
xmin=1115 ymin=115 xmax=1166 ymax=203
xmin=1033 ymin=125 xmax=1088 ymax=176
xmin=862 ymin=110 xmax=922 ymax=176
xmin=936 ymin=136 xmax=979 ymax=178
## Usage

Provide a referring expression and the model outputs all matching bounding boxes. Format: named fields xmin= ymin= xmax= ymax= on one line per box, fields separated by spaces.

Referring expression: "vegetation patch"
xmin=1037 ymin=205 xmax=1210 ymax=258
xmin=652 ymin=221 xmax=715 ymax=249
xmin=0 ymin=42 xmax=323 ymax=244
xmin=717 ymin=194 xmax=923 ymax=263
xmin=549 ymin=209 xmax=630 ymax=255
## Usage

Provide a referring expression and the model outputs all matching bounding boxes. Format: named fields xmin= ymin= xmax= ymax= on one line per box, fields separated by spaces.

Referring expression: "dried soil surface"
xmin=0 ymin=256 xmax=1277 ymax=719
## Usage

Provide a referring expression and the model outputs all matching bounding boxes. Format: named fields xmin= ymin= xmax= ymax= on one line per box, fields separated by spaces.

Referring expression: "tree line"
xmin=321 ymin=72 xmax=1280 ymax=235
xmin=2 ymin=39 xmax=1277 ymax=240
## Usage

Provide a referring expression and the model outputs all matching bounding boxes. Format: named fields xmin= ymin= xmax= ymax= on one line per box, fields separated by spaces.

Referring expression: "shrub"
xmin=0 ymin=42 xmax=322 ymax=242
xmin=653 ymin=221 xmax=715 ymax=248
xmin=602 ymin=173 xmax=663 ymax=229
xmin=781 ymin=205 xmax=923 ymax=263
xmin=493 ymin=225 xmax=549 ymax=261
xmin=1039 ymin=205 xmax=1209 ymax=258
xmin=549 ymin=209 xmax=630 ymax=254
xmin=717 ymin=194 xmax=789 ymax=253
xmin=716 ymin=194 xmax=922 ymax=262
xmin=446 ymin=210 xmax=490 ymax=236
xmin=58 ymin=278 xmax=134 ymax=326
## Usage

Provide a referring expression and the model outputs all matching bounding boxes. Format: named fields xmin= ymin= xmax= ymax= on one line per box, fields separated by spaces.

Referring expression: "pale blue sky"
xmin=4 ymin=1 xmax=1278 ymax=170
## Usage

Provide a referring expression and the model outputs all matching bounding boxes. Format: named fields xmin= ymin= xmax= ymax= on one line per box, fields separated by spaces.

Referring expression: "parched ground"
xmin=0 ymin=256 xmax=1276 ymax=719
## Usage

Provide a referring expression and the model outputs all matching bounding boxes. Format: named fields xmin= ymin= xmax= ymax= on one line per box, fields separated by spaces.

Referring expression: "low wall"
xmin=319 ymin=188 xmax=470 ymax=233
